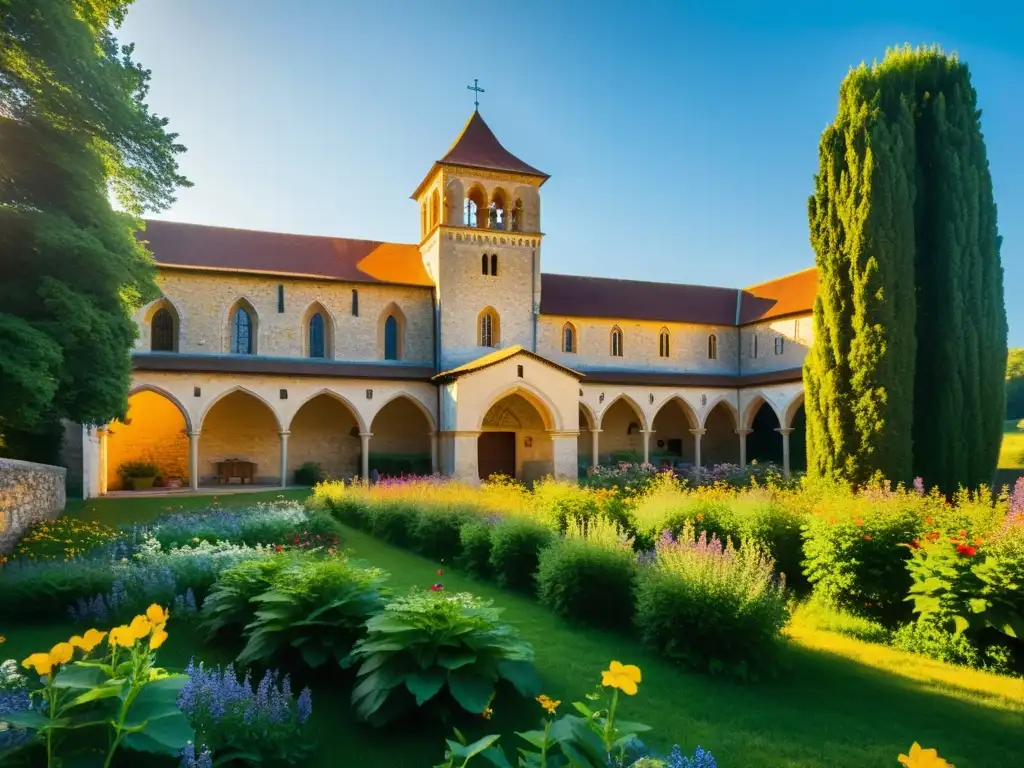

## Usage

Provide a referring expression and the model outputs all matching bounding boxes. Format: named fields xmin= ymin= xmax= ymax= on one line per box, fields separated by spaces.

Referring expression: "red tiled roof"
xmin=738 ymin=267 xmax=818 ymax=324
xmin=440 ymin=111 xmax=548 ymax=180
xmin=138 ymin=219 xmax=433 ymax=287
xmin=539 ymin=274 xmax=740 ymax=326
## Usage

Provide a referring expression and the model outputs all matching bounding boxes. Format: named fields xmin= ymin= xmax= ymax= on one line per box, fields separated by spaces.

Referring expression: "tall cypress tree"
xmin=805 ymin=65 xmax=917 ymax=485
xmin=805 ymin=46 xmax=1007 ymax=493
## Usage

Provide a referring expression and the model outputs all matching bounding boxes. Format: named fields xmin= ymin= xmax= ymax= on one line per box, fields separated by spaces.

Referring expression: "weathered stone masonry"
xmin=0 ymin=458 xmax=67 ymax=556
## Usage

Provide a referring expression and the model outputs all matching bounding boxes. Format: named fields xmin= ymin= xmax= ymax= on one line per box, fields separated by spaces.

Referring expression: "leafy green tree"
xmin=805 ymin=46 xmax=1007 ymax=493
xmin=0 ymin=0 xmax=190 ymax=455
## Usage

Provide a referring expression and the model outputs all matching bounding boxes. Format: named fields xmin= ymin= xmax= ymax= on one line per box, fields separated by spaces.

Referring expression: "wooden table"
xmin=216 ymin=460 xmax=256 ymax=485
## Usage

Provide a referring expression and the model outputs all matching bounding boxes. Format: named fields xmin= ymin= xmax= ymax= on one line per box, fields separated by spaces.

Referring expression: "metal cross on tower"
xmin=467 ymin=79 xmax=485 ymax=111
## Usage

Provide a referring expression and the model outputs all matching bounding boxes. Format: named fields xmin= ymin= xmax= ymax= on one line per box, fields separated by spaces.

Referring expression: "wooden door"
xmin=478 ymin=431 xmax=516 ymax=480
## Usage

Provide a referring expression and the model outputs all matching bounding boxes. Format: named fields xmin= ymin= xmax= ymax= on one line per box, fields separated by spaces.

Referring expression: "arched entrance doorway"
xmin=597 ymin=396 xmax=646 ymax=464
xmin=651 ymin=398 xmax=697 ymax=468
xmin=703 ymin=401 xmax=739 ymax=466
xmin=369 ymin=395 xmax=434 ymax=477
xmin=789 ymin=404 xmax=807 ymax=473
xmin=578 ymin=404 xmax=596 ymax=473
xmin=479 ymin=392 xmax=553 ymax=483
xmin=199 ymin=390 xmax=281 ymax=486
xmin=288 ymin=392 xmax=362 ymax=481
xmin=748 ymin=400 xmax=783 ymax=466
xmin=106 ymin=388 xmax=190 ymax=490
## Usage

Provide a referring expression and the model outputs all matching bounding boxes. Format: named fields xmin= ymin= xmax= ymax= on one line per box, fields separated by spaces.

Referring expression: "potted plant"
xmin=118 ymin=460 xmax=160 ymax=491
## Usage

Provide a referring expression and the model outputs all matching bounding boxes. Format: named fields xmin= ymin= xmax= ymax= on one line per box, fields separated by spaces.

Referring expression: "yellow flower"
xmin=48 ymin=642 xmax=75 ymax=666
xmin=70 ymin=629 xmax=108 ymax=653
xmin=149 ymin=626 xmax=168 ymax=650
xmin=898 ymin=743 xmax=954 ymax=768
xmin=22 ymin=653 xmax=53 ymax=677
xmin=127 ymin=615 xmax=152 ymax=641
xmin=481 ymin=706 xmax=493 ymax=720
xmin=601 ymin=660 xmax=642 ymax=696
xmin=108 ymin=625 xmax=135 ymax=648
xmin=146 ymin=604 xmax=170 ymax=626
xmin=536 ymin=694 xmax=561 ymax=714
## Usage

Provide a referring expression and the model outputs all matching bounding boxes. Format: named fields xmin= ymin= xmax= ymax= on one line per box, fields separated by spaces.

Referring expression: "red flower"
xmin=959 ymin=530 xmax=967 ymax=537
xmin=956 ymin=544 xmax=977 ymax=557
xmin=854 ymin=519 xmax=864 ymax=527
xmin=925 ymin=516 xmax=934 ymax=525
xmin=293 ymin=536 xmax=299 ymax=544
xmin=275 ymin=544 xmax=283 ymax=553
xmin=430 ymin=583 xmax=444 ymax=592
xmin=863 ymin=535 xmax=872 ymax=541
xmin=926 ymin=531 xmax=941 ymax=542
xmin=909 ymin=539 xmax=920 ymax=549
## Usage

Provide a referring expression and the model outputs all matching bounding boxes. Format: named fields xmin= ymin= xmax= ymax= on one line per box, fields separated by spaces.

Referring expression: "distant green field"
xmin=999 ymin=418 xmax=1024 ymax=469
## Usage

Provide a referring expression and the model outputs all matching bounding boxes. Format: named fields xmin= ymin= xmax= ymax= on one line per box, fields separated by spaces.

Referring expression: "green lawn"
xmin=3 ymin=495 xmax=1023 ymax=767
xmin=999 ymin=418 xmax=1024 ymax=469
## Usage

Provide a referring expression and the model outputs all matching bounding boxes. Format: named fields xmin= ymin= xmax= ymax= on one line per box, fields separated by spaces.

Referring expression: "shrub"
xmin=891 ymin=619 xmax=982 ymax=668
xmin=141 ymin=501 xmax=340 ymax=549
xmin=0 ymin=559 xmax=119 ymax=620
xmin=5 ymin=517 xmax=125 ymax=563
xmin=536 ymin=522 xmax=636 ymax=628
xmin=346 ymin=589 xmax=539 ymax=726
xmin=200 ymin=552 xmax=299 ymax=638
xmin=178 ymin=658 xmax=314 ymax=765
xmin=236 ymin=555 xmax=389 ymax=668
xmin=635 ymin=526 xmax=788 ymax=678
xmin=367 ymin=452 xmax=432 ymax=477
xmin=531 ymin=479 xmax=601 ymax=533
xmin=729 ymin=494 xmax=807 ymax=592
xmin=410 ymin=504 xmax=475 ymax=560
xmin=801 ymin=488 xmax=922 ymax=624
xmin=312 ymin=479 xmax=371 ymax=528
xmin=489 ymin=518 xmax=553 ymax=593
xmin=458 ymin=519 xmax=497 ymax=579
xmin=367 ymin=500 xmax=419 ymax=547
xmin=293 ymin=461 xmax=324 ymax=486
xmin=118 ymin=459 xmax=159 ymax=483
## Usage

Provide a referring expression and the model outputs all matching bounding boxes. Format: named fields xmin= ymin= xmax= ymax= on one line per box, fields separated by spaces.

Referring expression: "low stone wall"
xmin=0 ymin=458 xmax=67 ymax=556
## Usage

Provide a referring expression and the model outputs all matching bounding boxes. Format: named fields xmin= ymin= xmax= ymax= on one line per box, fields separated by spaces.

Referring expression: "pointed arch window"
xmin=562 ymin=323 xmax=576 ymax=353
xmin=479 ymin=308 xmax=500 ymax=348
xmin=658 ymin=328 xmax=670 ymax=358
xmin=481 ymin=253 xmax=489 ymax=275
xmin=309 ymin=312 xmax=325 ymax=358
xmin=351 ymin=289 xmax=359 ymax=317
xmin=610 ymin=327 xmax=623 ymax=357
xmin=151 ymin=308 xmax=176 ymax=352
xmin=231 ymin=307 xmax=253 ymax=354
xmin=490 ymin=253 xmax=498 ymax=276
xmin=708 ymin=333 xmax=718 ymax=360
xmin=384 ymin=315 xmax=399 ymax=360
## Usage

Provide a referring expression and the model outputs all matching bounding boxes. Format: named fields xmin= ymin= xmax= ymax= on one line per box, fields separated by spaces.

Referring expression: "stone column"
xmin=278 ymin=431 xmax=290 ymax=488
xmin=590 ymin=428 xmax=601 ymax=469
xmin=359 ymin=432 xmax=372 ymax=482
xmin=549 ymin=431 xmax=580 ymax=481
xmin=188 ymin=431 xmax=201 ymax=491
xmin=640 ymin=429 xmax=652 ymax=466
xmin=429 ymin=431 xmax=439 ymax=475
xmin=735 ymin=428 xmax=753 ymax=468
xmin=98 ymin=428 xmax=109 ymax=495
xmin=690 ymin=428 xmax=706 ymax=481
xmin=776 ymin=427 xmax=793 ymax=479
xmin=451 ymin=431 xmax=481 ymax=484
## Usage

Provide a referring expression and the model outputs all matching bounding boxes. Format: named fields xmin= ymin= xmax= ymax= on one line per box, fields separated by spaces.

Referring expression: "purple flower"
xmin=913 ymin=476 xmax=925 ymax=495
xmin=667 ymin=745 xmax=717 ymax=768
xmin=297 ymin=687 xmax=313 ymax=724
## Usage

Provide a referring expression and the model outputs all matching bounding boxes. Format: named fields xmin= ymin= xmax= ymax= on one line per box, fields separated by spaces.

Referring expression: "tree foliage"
xmin=1007 ymin=348 xmax=1024 ymax=421
xmin=0 ymin=0 xmax=190 ymax=452
xmin=805 ymin=45 xmax=1007 ymax=493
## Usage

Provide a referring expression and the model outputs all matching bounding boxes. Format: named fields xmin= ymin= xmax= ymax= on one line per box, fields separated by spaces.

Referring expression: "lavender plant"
xmin=139 ymin=501 xmax=339 ymax=549
xmin=0 ymin=658 xmax=32 ymax=753
xmin=178 ymin=658 xmax=314 ymax=766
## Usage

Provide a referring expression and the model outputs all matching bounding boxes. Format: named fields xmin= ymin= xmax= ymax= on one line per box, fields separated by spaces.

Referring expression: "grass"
xmin=3 ymin=495 xmax=1023 ymax=767
xmin=998 ymin=418 xmax=1024 ymax=469
xmin=64 ymin=488 xmax=310 ymax=527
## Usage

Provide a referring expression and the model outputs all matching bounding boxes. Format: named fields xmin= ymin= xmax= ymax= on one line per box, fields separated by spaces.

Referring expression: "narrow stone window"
xmin=352 ymin=289 xmax=359 ymax=317
xmin=708 ymin=333 xmax=718 ymax=360
xmin=610 ymin=327 xmax=623 ymax=357
xmin=309 ymin=313 xmax=325 ymax=358
xmin=384 ymin=315 xmax=399 ymax=360
xmin=774 ymin=337 xmax=785 ymax=355
xmin=563 ymin=323 xmax=576 ymax=353
xmin=491 ymin=253 xmax=498 ymax=277
xmin=658 ymin=328 xmax=670 ymax=358
xmin=232 ymin=307 xmax=253 ymax=354
xmin=151 ymin=308 xmax=176 ymax=352
xmin=277 ymin=285 xmax=284 ymax=313
xmin=482 ymin=253 xmax=489 ymax=275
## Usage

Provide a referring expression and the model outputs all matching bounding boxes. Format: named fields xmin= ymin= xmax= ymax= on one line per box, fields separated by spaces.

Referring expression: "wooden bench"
xmin=216 ymin=460 xmax=256 ymax=485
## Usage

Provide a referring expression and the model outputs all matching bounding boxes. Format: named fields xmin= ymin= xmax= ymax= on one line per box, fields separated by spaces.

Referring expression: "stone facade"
xmin=1 ymin=458 xmax=67 ymax=556
xmin=740 ymin=316 xmax=814 ymax=374
xmin=137 ymin=272 xmax=434 ymax=364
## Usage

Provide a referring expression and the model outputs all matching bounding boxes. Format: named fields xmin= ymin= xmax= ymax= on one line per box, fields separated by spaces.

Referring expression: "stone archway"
xmin=369 ymin=395 xmax=434 ymax=477
xmin=597 ymin=396 xmax=647 ymax=463
xmin=748 ymin=401 xmax=783 ymax=466
xmin=703 ymin=401 xmax=740 ymax=466
xmin=199 ymin=390 xmax=282 ymax=485
xmin=479 ymin=393 xmax=553 ymax=484
xmin=106 ymin=388 xmax=190 ymax=490
xmin=651 ymin=398 xmax=698 ymax=468
xmin=288 ymin=392 xmax=363 ymax=481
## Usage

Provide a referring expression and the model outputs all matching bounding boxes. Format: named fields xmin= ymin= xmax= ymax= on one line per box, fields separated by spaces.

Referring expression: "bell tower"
xmin=412 ymin=104 xmax=548 ymax=371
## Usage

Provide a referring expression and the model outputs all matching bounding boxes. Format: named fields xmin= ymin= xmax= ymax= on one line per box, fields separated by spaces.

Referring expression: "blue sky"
xmin=120 ymin=0 xmax=1023 ymax=344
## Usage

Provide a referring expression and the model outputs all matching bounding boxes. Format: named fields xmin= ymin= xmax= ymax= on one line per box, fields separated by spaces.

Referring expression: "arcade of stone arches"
xmin=96 ymin=377 xmax=806 ymax=492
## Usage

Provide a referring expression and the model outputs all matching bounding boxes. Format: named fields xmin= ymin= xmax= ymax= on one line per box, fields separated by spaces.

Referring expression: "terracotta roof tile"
xmin=433 ymin=345 xmax=581 ymax=382
xmin=440 ymin=111 xmax=548 ymax=179
xmin=739 ymin=267 xmax=817 ymax=324
xmin=138 ymin=219 xmax=433 ymax=287
xmin=539 ymin=274 xmax=739 ymax=326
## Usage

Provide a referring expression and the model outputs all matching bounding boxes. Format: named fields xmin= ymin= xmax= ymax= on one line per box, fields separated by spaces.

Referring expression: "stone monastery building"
xmin=82 ymin=111 xmax=818 ymax=497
